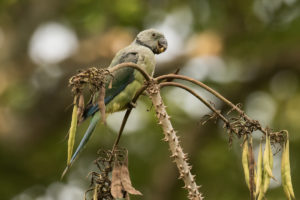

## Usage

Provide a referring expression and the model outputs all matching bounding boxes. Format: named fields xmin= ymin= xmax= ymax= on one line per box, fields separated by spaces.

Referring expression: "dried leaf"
xmin=98 ymin=83 xmax=106 ymax=124
xmin=121 ymin=156 xmax=142 ymax=196
xmin=111 ymin=161 xmax=123 ymax=199
xmin=67 ymin=102 xmax=78 ymax=164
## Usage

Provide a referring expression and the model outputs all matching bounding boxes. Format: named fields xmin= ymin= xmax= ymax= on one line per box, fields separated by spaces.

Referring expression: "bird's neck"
xmin=134 ymin=39 xmax=153 ymax=52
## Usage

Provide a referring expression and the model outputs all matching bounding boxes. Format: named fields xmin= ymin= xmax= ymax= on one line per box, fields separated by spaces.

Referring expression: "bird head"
xmin=135 ymin=29 xmax=168 ymax=54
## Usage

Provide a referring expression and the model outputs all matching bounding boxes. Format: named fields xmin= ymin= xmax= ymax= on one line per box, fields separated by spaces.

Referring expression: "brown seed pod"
xmin=98 ymin=83 xmax=106 ymax=124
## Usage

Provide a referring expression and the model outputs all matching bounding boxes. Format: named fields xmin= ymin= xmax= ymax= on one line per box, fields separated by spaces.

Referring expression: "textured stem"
xmin=147 ymin=81 xmax=203 ymax=200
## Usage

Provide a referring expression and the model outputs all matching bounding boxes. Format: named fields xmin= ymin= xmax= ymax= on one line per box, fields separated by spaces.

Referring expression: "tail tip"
xmin=61 ymin=165 xmax=71 ymax=180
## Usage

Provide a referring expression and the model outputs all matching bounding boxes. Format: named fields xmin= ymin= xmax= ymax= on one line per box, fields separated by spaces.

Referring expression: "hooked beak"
xmin=157 ymin=38 xmax=168 ymax=54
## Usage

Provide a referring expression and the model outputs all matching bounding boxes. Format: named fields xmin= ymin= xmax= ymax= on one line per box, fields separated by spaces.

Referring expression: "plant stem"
xmin=110 ymin=85 xmax=148 ymax=160
xmin=147 ymin=81 xmax=203 ymax=200
xmin=156 ymin=74 xmax=268 ymax=136
xmin=109 ymin=62 xmax=151 ymax=81
xmin=159 ymin=81 xmax=238 ymax=134
xmin=248 ymin=137 xmax=255 ymax=200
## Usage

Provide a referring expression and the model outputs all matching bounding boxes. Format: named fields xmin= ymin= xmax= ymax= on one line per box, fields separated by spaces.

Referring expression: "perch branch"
xmin=109 ymin=85 xmax=148 ymax=160
xmin=156 ymin=74 xmax=268 ymax=136
xmin=147 ymin=80 xmax=203 ymax=200
xmin=109 ymin=62 xmax=151 ymax=81
xmin=159 ymin=82 xmax=237 ymax=134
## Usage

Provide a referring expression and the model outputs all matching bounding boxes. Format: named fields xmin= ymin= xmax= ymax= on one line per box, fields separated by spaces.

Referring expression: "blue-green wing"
xmin=82 ymin=52 xmax=139 ymax=119
xmin=63 ymin=52 xmax=140 ymax=175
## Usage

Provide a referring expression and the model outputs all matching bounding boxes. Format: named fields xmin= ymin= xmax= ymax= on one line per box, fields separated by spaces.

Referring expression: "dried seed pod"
xmin=263 ymin=169 xmax=270 ymax=194
xmin=93 ymin=185 xmax=99 ymax=200
xmin=242 ymin=137 xmax=250 ymax=189
xmin=108 ymin=79 xmax=113 ymax=89
xmin=262 ymin=135 xmax=271 ymax=193
xmin=257 ymin=186 xmax=264 ymax=200
xmin=268 ymin=136 xmax=273 ymax=174
xmin=120 ymin=156 xmax=142 ymax=196
xmin=281 ymin=136 xmax=295 ymax=199
xmin=67 ymin=102 xmax=78 ymax=164
xmin=263 ymin=136 xmax=272 ymax=177
xmin=77 ymin=94 xmax=85 ymax=122
xmin=247 ymin=137 xmax=255 ymax=199
xmin=111 ymin=161 xmax=123 ymax=198
xmin=98 ymin=83 xmax=106 ymax=124
xmin=255 ymin=141 xmax=263 ymax=197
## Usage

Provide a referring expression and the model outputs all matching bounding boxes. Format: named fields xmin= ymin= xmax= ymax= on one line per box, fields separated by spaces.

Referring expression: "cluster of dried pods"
xmin=241 ymin=131 xmax=295 ymax=200
xmin=86 ymin=149 xmax=142 ymax=200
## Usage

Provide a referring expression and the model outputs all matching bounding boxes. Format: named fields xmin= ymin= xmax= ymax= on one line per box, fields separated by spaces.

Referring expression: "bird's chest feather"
xmin=138 ymin=53 xmax=155 ymax=76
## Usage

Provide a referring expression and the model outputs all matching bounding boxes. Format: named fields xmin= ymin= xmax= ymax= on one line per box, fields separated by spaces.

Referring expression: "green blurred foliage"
xmin=0 ymin=0 xmax=299 ymax=199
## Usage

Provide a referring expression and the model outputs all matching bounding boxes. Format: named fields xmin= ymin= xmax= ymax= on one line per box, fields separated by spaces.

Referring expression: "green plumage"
xmin=106 ymin=43 xmax=156 ymax=113
xmin=64 ymin=29 xmax=168 ymax=173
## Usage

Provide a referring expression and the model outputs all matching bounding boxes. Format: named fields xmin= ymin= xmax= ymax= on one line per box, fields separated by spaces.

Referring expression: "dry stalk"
xmin=247 ymin=137 xmax=255 ymax=200
xmin=159 ymin=82 xmax=238 ymax=135
xmin=156 ymin=74 xmax=286 ymax=142
xmin=147 ymin=80 xmax=203 ymax=200
xmin=109 ymin=85 xmax=148 ymax=161
xmin=109 ymin=62 xmax=151 ymax=81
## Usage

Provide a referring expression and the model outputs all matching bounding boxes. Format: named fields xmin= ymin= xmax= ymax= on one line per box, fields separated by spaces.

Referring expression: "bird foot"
xmin=129 ymin=102 xmax=137 ymax=108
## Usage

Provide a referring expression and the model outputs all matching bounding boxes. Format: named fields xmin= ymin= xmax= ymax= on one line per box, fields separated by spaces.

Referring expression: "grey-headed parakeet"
xmin=68 ymin=29 xmax=168 ymax=168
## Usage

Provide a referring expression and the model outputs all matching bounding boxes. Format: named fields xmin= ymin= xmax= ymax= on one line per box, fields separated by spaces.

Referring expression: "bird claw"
xmin=129 ymin=102 xmax=137 ymax=108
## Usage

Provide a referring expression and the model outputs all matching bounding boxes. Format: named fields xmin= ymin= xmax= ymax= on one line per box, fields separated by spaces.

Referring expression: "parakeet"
xmin=68 ymin=29 xmax=168 ymax=167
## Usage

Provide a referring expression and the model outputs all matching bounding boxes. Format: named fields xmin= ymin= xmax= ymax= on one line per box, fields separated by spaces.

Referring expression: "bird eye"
xmin=152 ymin=33 xmax=156 ymax=37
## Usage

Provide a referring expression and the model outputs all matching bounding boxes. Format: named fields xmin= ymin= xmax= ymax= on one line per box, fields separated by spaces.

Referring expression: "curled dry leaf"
xmin=121 ymin=156 xmax=142 ymax=196
xmin=110 ymin=154 xmax=142 ymax=199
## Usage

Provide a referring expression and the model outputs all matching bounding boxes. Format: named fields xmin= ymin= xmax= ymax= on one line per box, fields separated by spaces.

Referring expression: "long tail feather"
xmin=62 ymin=112 xmax=101 ymax=178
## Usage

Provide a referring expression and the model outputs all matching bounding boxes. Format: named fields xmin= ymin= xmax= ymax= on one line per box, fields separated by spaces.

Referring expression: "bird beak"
xmin=157 ymin=38 xmax=168 ymax=53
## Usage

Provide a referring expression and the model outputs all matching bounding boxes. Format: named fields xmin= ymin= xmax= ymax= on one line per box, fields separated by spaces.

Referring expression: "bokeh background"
xmin=0 ymin=0 xmax=299 ymax=199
